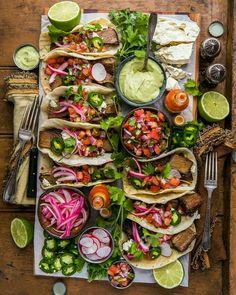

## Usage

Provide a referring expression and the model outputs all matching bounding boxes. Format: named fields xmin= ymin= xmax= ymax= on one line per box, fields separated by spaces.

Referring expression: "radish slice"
xmin=96 ymin=246 xmax=111 ymax=258
xmin=91 ymin=63 xmax=107 ymax=82
xmin=160 ymin=242 xmax=172 ymax=257
xmin=92 ymin=229 xmax=110 ymax=244
xmin=92 ymin=237 xmax=101 ymax=249
xmin=86 ymin=253 xmax=101 ymax=261
xmin=79 ymin=237 xmax=94 ymax=248
xmin=81 ymin=243 xmax=98 ymax=255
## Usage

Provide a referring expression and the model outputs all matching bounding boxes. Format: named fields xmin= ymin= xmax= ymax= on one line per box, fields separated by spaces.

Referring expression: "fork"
xmin=3 ymin=96 xmax=42 ymax=202
xmin=202 ymin=152 xmax=218 ymax=251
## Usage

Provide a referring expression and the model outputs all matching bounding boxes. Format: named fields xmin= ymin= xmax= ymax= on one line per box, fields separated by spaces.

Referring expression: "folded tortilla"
xmin=120 ymin=224 xmax=196 ymax=270
xmin=37 ymin=118 xmax=112 ymax=166
xmin=40 ymin=18 xmax=121 ymax=59
xmin=42 ymin=84 xmax=116 ymax=121
xmin=39 ymin=154 xmax=117 ymax=190
xmin=123 ymin=148 xmax=197 ymax=204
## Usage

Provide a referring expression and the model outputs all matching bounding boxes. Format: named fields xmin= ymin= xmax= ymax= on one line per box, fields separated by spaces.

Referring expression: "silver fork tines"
xmin=202 ymin=151 xmax=218 ymax=252
xmin=3 ymin=95 xmax=43 ymax=202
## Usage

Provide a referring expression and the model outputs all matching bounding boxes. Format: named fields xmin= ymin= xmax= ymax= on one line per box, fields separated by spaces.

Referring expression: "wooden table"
xmin=0 ymin=1 xmax=235 ymax=294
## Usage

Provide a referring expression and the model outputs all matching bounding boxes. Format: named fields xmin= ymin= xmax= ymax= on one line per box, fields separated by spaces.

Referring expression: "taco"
xmin=123 ymin=148 xmax=197 ymax=203
xmin=127 ymin=192 xmax=202 ymax=235
xmin=40 ymin=51 xmax=116 ymax=93
xmin=42 ymin=84 xmax=119 ymax=123
xmin=39 ymin=155 xmax=121 ymax=189
xmin=38 ymin=119 xmax=115 ymax=166
xmin=40 ymin=18 xmax=120 ymax=59
xmin=120 ymin=220 xmax=196 ymax=270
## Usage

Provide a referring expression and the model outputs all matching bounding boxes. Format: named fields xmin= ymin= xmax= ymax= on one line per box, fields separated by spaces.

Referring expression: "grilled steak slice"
xmin=181 ymin=172 xmax=193 ymax=182
xmin=87 ymin=28 xmax=119 ymax=45
xmin=123 ymin=220 xmax=133 ymax=238
xmin=100 ymin=58 xmax=116 ymax=74
xmin=180 ymin=192 xmax=202 ymax=215
xmin=103 ymin=139 xmax=113 ymax=152
xmin=171 ymin=227 xmax=196 ymax=252
xmin=39 ymin=130 xmax=61 ymax=149
xmin=51 ymin=75 xmax=62 ymax=90
xmin=170 ymin=154 xmax=193 ymax=174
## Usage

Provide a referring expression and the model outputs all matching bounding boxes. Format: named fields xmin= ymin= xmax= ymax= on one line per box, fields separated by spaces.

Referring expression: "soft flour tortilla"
xmin=38 ymin=118 xmax=112 ymax=166
xmin=123 ymin=148 xmax=197 ymax=203
xmin=39 ymin=154 xmax=116 ymax=190
xmin=120 ymin=224 xmax=196 ymax=270
xmin=127 ymin=210 xmax=198 ymax=235
xmin=42 ymin=84 xmax=116 ymax=119
xmin=40 ymin=51 xmax=115 ymax=94
xmin=39 ymin=18 xmax=121 ymax=59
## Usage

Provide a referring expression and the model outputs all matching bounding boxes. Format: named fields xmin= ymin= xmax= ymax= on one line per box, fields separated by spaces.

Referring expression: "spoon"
xmin=142 ymin=13 xmax=158 ymax=71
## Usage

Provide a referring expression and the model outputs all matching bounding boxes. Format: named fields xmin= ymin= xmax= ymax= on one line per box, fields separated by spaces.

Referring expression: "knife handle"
xmin=27 ymin=147 xmax=38 ymax=198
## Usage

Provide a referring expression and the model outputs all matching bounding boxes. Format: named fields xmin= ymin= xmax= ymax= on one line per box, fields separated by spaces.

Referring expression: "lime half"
xmin=48 ymin=1 xmax=81 ymax=31
xmin=10 ymin=218 xmax=33 ymax=248
xmin=153 ymin=260 xmax=184 ymax=289
xmin=198 ymin=91 xmax=230 ymax=122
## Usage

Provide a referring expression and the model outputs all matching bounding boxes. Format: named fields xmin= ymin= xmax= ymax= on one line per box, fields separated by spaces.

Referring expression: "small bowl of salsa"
xmin=13 ymin=43 xmax=40 ymax=71
xmin=107 ymin=260 xmax=135 ymax=289
xmin=115 ymin=55 xmax=166 ymax=107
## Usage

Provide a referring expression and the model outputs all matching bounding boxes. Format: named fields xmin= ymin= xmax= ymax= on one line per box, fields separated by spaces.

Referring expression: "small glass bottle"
xmin=165 ymin=89 xmax=189 ymax=113
xmin=89 ymin=184 xmax=110 ymax=210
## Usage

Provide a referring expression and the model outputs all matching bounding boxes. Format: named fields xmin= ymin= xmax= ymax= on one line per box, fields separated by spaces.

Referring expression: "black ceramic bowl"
xmin=38 ymin=186 xmax=90 ymax=239
xmin=115 ymin=55 xmax=166 ymax=107
xmin=120 ymin=106 xmax=171 ymax=161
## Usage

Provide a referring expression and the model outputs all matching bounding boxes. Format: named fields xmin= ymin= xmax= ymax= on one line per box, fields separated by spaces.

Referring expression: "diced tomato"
xmin=96 ymin=139 xmax=103 ymax=148
xmin=47 ymin=58 xmax=57 ymax=65
xmin=158 ymin=111 xmax=165 ymax=122
xmin=80 ymin=43 xmax=88 ymax=51
xmin=82 ymin=89 xmax=87 ymax=97
xmin=82 ymin=67 xmax=90 ymax=77
xmin=67 ymin=58 xmax=74 ymax=66
xmin=142 ymin=148 xmax=150 ymax=157
xmin=68 ymin=107 xmax=76 ymax=116
xmin=82 ymin=138 xmax=91 ymax=145
xmin=135 ymin=149 xmax=142 ymax=156
xmin=146 ymin=214 xmax=153 ymax=223
xmin=78 ymin=130 xmax=86 ymax=139
xmin=70 ymin=43 xmax=77 ymax=50
xmin=151 ymin=121 xmax=158 ymax=128
xmin=168 ymin=178 xmax=180 ymax=187
xmin=164 ymin=217 xmax=171 ymax=226
xmin=45 ymin=67 xmax=53 ymax=75
xmin=108 ymin=265 xmax=119 ymax=276
xmin=127 ymin=126 xmax=135 ymax=132
xmin=77 ymin=171 xmax=83 ymax=180
xmin=150 ymin=185 xmax=159 ymax=193
xmin=162 ymin=183 xmax=171 ymax=189
xmin=148 ymin=129 xmax=160 ymax=140
xmin=151 ymin=176 xmax=159 ymax=186
xmin=134 ymin=109 xmax=144 ymax=117
xmin=154 ymin=145 xmax=161 ymax=155
xmin=82 ymin=171 xmax=91 ymax=184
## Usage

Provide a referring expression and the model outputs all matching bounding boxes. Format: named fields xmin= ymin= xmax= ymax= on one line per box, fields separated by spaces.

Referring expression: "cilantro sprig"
xmin=184 ymin=79 xmax=202 ymax=97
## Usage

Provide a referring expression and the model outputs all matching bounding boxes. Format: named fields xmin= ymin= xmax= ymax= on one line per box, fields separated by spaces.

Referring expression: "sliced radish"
xmin=79 ymin=237 xmax=94 ymax=248
xmin=83 ymin=233 xmax=93 ymax=238
xmin=160 ymin=242 xmax=172 ymax=257
xmin=86 ymin=253 xmax=101 ymax=261
xmin=92 ymin=237 xmax=101 ymax=249
xmin=96 ymin=246 xmax=111 ymax=258
xmin=91 ymin=63 xmax=107 ymax=82
xmin=81 ymin=243 xmax=97 ymax=255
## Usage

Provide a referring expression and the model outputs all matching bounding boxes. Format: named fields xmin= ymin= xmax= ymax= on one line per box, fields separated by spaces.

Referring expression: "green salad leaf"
xmin=100 ymin=116 xmax=124 ymax=132
xmin=161 ymin=163 xmax=171 ymax=178
xmin=184 ymin=79 xmax=202 ymax=97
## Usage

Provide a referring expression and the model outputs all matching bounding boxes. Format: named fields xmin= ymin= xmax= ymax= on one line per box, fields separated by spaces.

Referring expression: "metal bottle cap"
xmin=205 ymin=64 xmax=226 ymax=84
xmin=200 ymin=38 xmax=221 ymax=59
xmin=208 ymin=21 xmax=224 ymax=38
xmin=53 ymin=282 xmax=67 ymax=295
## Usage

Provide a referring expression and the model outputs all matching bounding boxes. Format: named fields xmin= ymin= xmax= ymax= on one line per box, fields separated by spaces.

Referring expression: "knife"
xmin=27 ymin=97 xmax=42 ymax=198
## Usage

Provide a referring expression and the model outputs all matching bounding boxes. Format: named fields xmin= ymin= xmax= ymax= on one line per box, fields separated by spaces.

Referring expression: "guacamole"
xmin=15 ymin=45 xmax=39 ymax=70
xmin=119 ymin=58 xmax=164 ymax=103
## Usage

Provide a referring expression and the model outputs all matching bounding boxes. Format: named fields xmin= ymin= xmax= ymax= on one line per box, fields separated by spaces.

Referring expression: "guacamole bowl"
xmin=115 ymin=55 xmax=166 ymax=107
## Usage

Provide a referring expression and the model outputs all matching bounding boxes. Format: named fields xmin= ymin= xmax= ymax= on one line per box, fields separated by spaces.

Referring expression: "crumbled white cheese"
xmin=49 ymin=100 xmax=58 ymax=108
xmin=153 ymin=16 xmax=200 ymax=45
xmin=98 ymin=100 xmax=107 ymax=111
xmin=122 ymin=239 xmax=133 ymax=252
xmin=42 ymin=178 xmax=50 ymax=187
xmin=61 ymin=131 xmax=70 ymax=140
xmin=165 ymin=65 xmax=190 ymax=81
xmin=92 ymin=32 xmax=99 ymax=38
xmin=155 ymin=43 xmax=193 ymax=65
xmin=166 ymin=77 xmax=181 ymax=91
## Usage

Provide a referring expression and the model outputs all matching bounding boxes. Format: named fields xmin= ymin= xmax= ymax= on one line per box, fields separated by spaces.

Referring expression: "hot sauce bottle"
xmin=89 ymin=184 xmax=110 ymax=210
xmin=164 ymin=89 xmax=189 ymax=113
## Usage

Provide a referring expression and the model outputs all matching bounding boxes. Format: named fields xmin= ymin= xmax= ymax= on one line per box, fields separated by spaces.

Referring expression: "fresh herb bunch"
xmin=109 ymin=9 xmax=149 ymax=60
xmin=184 ymin=79 xmax=202 ymax=97
xmin=87 ymin=186 xmax=132 ymax=282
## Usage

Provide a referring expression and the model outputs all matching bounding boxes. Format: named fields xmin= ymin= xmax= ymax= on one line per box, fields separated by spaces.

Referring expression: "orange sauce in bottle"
xmin=165 ymin=89 xmax=189 ymax=113
xmin=89 ymin=184 xmax=110 ymax=210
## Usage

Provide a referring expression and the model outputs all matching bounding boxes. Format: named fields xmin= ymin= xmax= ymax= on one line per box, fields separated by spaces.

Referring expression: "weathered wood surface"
xmin=0 ymin=0 xmax=234 ymax=294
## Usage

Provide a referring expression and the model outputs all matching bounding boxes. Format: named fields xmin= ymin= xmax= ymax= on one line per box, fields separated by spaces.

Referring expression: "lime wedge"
xmin=153 ymin=260 xmax=184 ymax=289
xmin=48 ymin=1 xmax=81 ymax=31
xmin=198 ymin=91 xmax=230 ymax=122
xmin=10 ymin=218 xmax=33 ymax=248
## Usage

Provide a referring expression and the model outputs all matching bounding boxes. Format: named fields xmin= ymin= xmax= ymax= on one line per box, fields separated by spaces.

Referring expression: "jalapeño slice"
xmin=88 ymin=92 xmax=104 ymax=108
xmin=90 ymin=36 xmax=103 ymax=50
xmin=51 ymin=137 xmax=65 ymax=155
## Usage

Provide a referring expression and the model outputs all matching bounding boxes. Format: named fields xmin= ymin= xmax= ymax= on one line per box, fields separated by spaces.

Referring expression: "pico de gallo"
xmin=48 ymin=86 xmax=118 ymax=123
xmin=122 ymin=108 xmax=170 ymax=158
xmin=108 ymin=261 xmax=135 ymax=289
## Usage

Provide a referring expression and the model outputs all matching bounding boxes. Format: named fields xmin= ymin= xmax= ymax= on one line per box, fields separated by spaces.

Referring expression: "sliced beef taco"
xmin=40 ymin=18 xmax=120 ymax=59
xmin=42 ymin=84 xmax=119 ymax=123
xmin=38 ymin=119 xmax=115 ymax=166
xmin=127 ymin=193 xmax=202 ymax=235
xmin=120 ymin=220 xmax=196 ymax=270
xmin=40 ymin=51 xmax=116 ymax=93
xmin=39 ymin=154 xmax=121 ymax=189
xmin=123 ymin=148 xmax=197 ymax=203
